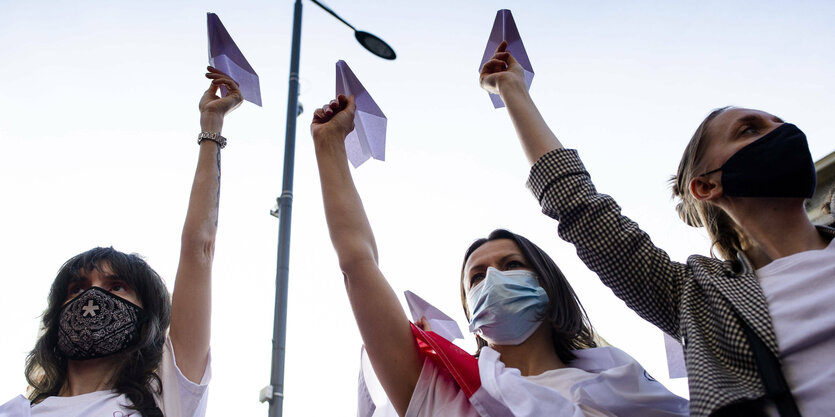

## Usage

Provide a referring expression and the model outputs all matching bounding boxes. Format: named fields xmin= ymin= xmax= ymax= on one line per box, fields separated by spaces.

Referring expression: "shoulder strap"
xmin=741 ymin=322 xmax=801 ymax=417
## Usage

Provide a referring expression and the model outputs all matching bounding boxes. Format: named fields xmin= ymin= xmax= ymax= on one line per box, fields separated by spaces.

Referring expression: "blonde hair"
xmin=671 ymin=107 xmax=751 ymax=262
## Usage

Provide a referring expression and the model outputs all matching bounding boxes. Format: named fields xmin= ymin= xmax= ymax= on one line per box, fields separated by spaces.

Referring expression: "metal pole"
xmin=268 ymin=0 xmax=302 ymax=416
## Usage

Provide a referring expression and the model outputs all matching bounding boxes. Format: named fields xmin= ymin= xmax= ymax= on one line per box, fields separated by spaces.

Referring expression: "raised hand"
xmin=479 ymin=42 xmax=563 ymax=164
xmin=480 ymin=40 xmax=526 ymax=96
xmin=200 ymin=66 xmax=243 ymax=133
xmin=310 ymin=91 xmax=420 ymax=417
xmin=311 ymin=94 xmax=356 ymax=141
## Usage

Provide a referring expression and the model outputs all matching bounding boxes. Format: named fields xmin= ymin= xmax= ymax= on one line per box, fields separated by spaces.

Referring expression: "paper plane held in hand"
xmin=207 ymin=12 xmax=262 ymax=106
xmin=404 ymin=290 xmax=464 ymax=342
xmin=479 ymin=9 xmax=534 ymax=108
xmin=335 ymin=60 xmax=387 ymax=168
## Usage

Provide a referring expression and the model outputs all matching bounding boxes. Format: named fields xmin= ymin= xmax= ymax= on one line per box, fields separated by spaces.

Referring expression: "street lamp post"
xmin=262 ymin=2 xmax=395 ymax=416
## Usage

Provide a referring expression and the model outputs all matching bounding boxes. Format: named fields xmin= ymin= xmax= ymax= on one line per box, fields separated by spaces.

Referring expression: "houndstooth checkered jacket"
xmin=526 ymin=148 xmax=835 ymax=417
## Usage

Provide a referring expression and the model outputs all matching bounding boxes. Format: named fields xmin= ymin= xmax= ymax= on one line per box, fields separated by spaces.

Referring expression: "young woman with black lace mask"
xmin=0 ymin=67 xmax=241 ymax=417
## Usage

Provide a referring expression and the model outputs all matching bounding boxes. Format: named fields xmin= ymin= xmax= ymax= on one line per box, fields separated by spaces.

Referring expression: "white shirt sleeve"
xmin=0 ymin=396 xmax=31 ymax=417
xmin=156 ymin=337 xmax=211 ymax=417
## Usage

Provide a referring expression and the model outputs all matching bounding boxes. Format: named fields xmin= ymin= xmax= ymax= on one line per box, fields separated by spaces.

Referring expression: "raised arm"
xmin=169 ymin=67 xmax=241 ymax=383
xmin=480 ymin=41 xmax=563 ymax=165
xmin=481 ymin=44 xmax=688 ymax=337
xmin=311 ymin=95 xmax=422 ymax=416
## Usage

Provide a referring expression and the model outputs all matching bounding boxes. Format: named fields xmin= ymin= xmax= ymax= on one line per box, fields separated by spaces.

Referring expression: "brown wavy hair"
xmin=25 ymin=247 xmax=171 ymax=415
xmin=459 ymin=229 xmax=596 ymax=363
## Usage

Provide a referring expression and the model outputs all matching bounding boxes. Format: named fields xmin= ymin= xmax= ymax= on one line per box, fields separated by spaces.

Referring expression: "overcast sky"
xmin=2 ymin=1 xmax=834 ymax=415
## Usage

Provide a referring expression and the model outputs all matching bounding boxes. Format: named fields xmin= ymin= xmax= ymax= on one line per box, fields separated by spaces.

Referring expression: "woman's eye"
xmin=66 ymin=285 xmax=85 ymax=301
xmin=470 ymin=273 xmax=485 ymax=288
xmin=505 ymin=260 xmax=524 ymax=269
xmin=740 ymin=126 xmax=759 ymax=136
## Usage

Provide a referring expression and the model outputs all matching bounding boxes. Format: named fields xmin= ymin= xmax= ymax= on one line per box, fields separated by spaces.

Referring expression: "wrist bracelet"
xmin=197 ymin=132 xmax=227 ymax=149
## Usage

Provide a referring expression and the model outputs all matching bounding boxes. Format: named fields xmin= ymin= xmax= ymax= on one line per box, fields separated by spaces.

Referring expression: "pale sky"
xmin=1 ymin=1 xmax=834 ymax=415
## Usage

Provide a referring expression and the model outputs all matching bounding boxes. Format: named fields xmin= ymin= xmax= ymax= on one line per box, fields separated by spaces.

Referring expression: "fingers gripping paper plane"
xmin=207 ymin=13 xmax=262 ymax=106
xmin=479 ymin=9 xmax=534 ymax=108
xmin=404 ymin=290 xmax=464 ymax=342
xmin=335 ymin=60 xmax=387 ymax=168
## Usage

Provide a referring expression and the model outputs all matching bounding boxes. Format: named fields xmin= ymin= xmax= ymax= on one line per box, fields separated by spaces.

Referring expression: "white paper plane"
xmin=335 ymin=60 xmax=387 ymax=168
xmin=479 ymin=9 xmax=534 ymax=108
xmin=404 ymin=290 xmax=464 ymax=342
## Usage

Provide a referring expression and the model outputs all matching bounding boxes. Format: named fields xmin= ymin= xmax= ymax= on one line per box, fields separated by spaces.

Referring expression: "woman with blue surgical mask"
xmin=480 ymin=39 xmax=835 ymax=417
xmin=310 ymin=95 xmax=688 ymax=417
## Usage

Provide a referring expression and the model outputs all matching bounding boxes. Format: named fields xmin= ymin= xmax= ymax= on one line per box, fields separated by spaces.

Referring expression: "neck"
xmin=489 ymin=323 xmax=565 ymax=376
xmin=721 ymin=197 xmax=828 ymax=269
xmin=59 ymin=356 xmax=120 ymax=396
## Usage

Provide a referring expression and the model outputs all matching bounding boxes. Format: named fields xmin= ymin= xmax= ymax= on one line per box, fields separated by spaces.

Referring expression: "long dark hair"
xmin=460 ymin=229 xmax=596 ymax=364
xmin=25 ymin=247 xmax=171 ymax=414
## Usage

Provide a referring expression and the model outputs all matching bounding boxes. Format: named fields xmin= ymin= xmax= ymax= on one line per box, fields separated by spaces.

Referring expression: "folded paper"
xmin=336 ymin=60 xmax=386 ymax=168
xmin=664 ymin=333 xmax=687 ymax=379
xmin=479 ymin=9 xmax=534 ymax=108
xmin=207 ymin=12 xmax=262 ymax=106
xmin=404 ymin=290 xmax=464 ymax=342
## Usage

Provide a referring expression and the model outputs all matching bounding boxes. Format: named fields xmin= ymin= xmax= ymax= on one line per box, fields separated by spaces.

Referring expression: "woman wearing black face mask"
xmin=0 ymin=67 xmax=241 ymax=417
xmin=481 ymin=41 xmax=835 ymax=417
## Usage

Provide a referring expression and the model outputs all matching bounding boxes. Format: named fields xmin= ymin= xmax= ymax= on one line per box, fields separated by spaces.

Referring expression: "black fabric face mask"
xmin=701 ymin=123 xmax=816 ymax=198
xmin=57 ymin=286 xmax=146 ymax=360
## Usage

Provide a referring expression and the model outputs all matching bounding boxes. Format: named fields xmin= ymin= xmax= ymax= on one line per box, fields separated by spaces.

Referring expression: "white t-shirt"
xmin=405 ymin=359 xmax=614 ymax=417
xmin=524 ymin=367 xmax=614 ymax=417
xmin=403 ymin=346 xmax=686 ymax=417
xmin=0 ymin=337 xmax=210 ymax=417
xmin=758 ymin=238 xmax=835 ymax=417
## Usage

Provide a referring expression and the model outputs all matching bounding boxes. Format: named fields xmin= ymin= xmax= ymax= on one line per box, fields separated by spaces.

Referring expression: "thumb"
xmin=506 ymin=51 xmax=520 ymax=67
xmin=418 ymin=316 xmax=433 ymax=331
xmin=203 ymin=83 xmax=219 ymax=100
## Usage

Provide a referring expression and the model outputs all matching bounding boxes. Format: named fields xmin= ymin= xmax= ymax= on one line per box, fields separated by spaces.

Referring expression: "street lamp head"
xmin=355 ymin=31 xmax=396 ymax=60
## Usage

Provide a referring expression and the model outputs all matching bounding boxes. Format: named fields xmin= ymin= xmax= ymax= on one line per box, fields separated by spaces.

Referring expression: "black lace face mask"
xmin=57 ymin=286 xmax=146 ymax=360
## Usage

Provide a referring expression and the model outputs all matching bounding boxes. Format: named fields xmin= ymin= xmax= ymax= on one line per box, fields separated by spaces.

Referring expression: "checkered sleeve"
xmin=527 ymin=148 xmax=687 ymax=338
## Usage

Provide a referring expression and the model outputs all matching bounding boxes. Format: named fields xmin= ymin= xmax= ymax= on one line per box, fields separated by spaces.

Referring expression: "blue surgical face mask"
xmin=467 ymin=267 xmax=549 ymax=345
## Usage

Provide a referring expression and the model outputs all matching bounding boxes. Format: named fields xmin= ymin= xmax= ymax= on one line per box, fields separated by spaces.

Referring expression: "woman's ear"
xmin=689 ymin=175 xmax=723 ymax=201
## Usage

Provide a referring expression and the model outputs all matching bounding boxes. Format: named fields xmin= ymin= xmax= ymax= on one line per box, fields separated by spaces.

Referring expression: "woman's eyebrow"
xmin=465 ymin=263 xmax=485 ymax=277
xmin=498 ymin=253 xmax=523 ymax=264
xmin=68 ymin=275 xmax=90 ymax=284
xmin=102 ymin=274 xmax=129 ymax=285
xmin=734 ymin=114 xmax=761 ymax=127
xmin=730 ymin=114 xmax=768 ymax=135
